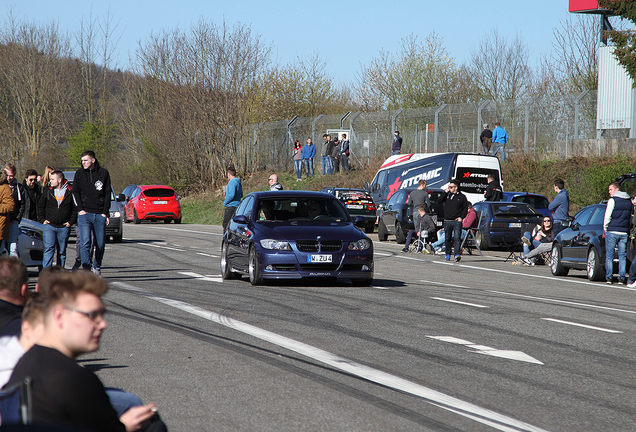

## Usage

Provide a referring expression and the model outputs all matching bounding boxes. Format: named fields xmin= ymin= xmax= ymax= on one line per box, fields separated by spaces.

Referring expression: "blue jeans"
xmin=294 ymin=160 xmax=303 ymax=179
xmin=522 ymin=231 xmax=542 ymax=255
xmin=605 ymin=232 xmax=628 ymax=280
xmin=492 ymin=142 xmax=506 ymax=162
xmin=43 ymin=224 xmax=70 ymax=268
xmin=444 ymin=220 xmax=462 ymax=257
xmin=432 ymin=228 xmax=467 ymax=250
xmin=321 ymin=156 xmax=332 ymax=175
xmin=78 ymin=213 xmax=107 ymax=271
xmin=105 ymin=388 xmax=143 ymax=416
xmin=341 ymin=154 xmax=350 ymax=172
xmin=391 ymin=150 xmax=400 ymax=155
xmin=303 ymin=159 xmax=314 ymax=176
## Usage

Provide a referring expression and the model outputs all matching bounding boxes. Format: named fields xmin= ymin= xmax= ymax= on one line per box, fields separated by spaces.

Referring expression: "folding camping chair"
xmin=0 ymin=376 xmax=32 ymax=426
xmin=461 ymin=211 xmax=483 ymax=256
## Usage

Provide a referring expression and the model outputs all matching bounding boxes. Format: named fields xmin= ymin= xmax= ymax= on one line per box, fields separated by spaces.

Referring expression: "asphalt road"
xmin=56 ymin=223 xmax=636 ymax=432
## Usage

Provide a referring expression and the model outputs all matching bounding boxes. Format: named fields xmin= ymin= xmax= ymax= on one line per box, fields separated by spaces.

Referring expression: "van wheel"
xmin=378 ymin=220 xmax=388 ymax=241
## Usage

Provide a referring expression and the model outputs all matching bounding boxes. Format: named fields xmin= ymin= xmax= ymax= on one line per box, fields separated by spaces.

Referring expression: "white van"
xmin=365 ymin=153 xmax=503 ymax=209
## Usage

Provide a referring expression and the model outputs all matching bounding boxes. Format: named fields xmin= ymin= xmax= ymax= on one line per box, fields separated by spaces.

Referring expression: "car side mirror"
xmin=232 ymin=215 xmax=248 ymax=224
xmin=364 ymin=182 xmax=370 ymax=191
xmin=116 ymin=193 xmax=126 ymax=202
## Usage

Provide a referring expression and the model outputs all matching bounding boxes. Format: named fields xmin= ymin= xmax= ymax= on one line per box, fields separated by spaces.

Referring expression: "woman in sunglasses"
xmin=519 ymin=217 xmax=554 ymax=266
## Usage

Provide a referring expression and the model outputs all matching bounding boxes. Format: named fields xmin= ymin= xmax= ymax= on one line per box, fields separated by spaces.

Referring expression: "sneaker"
xmin=521 ymin=237 xmax=531 ymax=246
xmin=520 ymin=257 xmax=533 ymax=266
xmin=425 ymin=244 xmax=434 ymax=253
xmin=91 ymin=267 xmax=101 ymax=276
xmin=72 ymin=259 xmax=82 ymax=271
xmin=401 ymin=248 xmax=408 ymax=253
xmin=454 ymin=255 xmax=461 ymax=262
xmin=436 ymin=248 xmax=444 ymax=254
xmin=606 ymin=279 xmax=613 ymax=284
xmin=422 ymin=248 xmax=430 ymax=254
xmin=626 ymin=280 xmax=636 ymax=288
xmin=445 ymin=255 xmax=451 ymax=261
xmin=618 ymin=279 xmax=626 ymax=285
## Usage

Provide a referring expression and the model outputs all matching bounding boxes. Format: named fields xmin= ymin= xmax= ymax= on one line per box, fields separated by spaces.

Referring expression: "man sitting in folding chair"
xmin=402 ymin=205 xmax=436 ymax=254
xmin=519 ymin=217 xmax=554 ymax=266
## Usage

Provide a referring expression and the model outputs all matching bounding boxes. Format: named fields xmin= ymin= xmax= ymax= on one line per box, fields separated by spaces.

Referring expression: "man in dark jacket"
xmin=484 ymin=174 xmax=503 ymax=201
xmin=22 ymin=169 xmax=41 ymax=221
xmin=3 ymin=164 xmax=25 ymax=257
xmin=72 ymin=151 xmax=111 ymax=275
xmin=37 ymin=170 xmax=77 ymax=269
xmin=391 ymin=131 xmax=402 ymax=155
xmin=437 ymin=179 xmax=469 ymax=262
xmin=479 ymin=124 xmax=492 ymax=154
xmin=0 ymin=257 xmax=28 ymax=337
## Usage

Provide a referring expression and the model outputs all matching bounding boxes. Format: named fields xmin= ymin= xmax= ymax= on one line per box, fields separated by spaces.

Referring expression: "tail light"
xmin=491 ymin=222 xmax=506 ymax=228
xmin=366 ymin=203 xmax=377 ymax=211
xmin=140 ymin=197 xmax=146 ymax=202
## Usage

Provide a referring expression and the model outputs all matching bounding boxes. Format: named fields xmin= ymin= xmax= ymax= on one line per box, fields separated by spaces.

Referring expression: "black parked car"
xmin=377 ymin=188 xmax=445 ymax=244
xmin=550 ymin=203 xmax=634 ymax=281
xmin=320 ymin=188 xmax=376 ymax=233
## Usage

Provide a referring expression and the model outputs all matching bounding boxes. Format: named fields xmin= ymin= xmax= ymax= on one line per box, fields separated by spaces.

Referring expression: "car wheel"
xmin=587 ymin=247 xmax=604 ymax=281
xmin=174 ymin=218 xmax=181 ymax=224
xmin=164 ymin=219 xmax=171 ymax=224
xmin=475 ymin=230 xmax=490 ymax=250
xmin=133 ymin=209 xmax=141 ymax=224
xmin=364 ymin=224 xmax=374 ymax=234
xmin=550 ymin=243 xmax=569 ymax=276
xmin=248 ymin=245 xmax=262 ymax=286
xmin=112 ymin=233 xmax=123 ymax=243
xmin=378 ymin=220 xmax=388 ymax=241
xmin=221 ymin=243 xmax=239 ymax=280
xmin=351 ymin=278 xmax=372 ymax=287
xmin=395 ymin=223 xmax=406 ymax=244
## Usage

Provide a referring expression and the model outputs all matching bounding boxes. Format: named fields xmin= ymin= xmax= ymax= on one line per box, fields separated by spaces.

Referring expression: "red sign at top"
xmin=569 ymin=0 xmax=601 ymax=13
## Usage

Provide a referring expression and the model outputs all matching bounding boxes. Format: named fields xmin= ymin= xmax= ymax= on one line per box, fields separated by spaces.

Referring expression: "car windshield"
xmin=492 ymin=203 xmax=539 ymax=215
xmin=256 ymin=197 xmax=349 ymax=222
xmin=143 ymin=188 xmax=175 ymax=198
xmin=511 ymin=195 xmax=549 ymax=209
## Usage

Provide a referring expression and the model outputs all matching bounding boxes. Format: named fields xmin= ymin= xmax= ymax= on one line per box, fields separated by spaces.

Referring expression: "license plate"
xmin=347 ymin=204 xmax=363 ymax=209
xmin=509 ymin=222 xmax=521 ymax=228
xmin=153 ymin=200 xmax=168 ymax=204
xmin=308 ymin=254 xmax=332 ymax=263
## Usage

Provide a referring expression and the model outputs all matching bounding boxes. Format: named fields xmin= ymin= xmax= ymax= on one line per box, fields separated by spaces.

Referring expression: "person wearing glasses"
xmin=268 ymin=174 xmax=283 ymax=191
xmin=22 ymin=168 xmax=41 ymax=221
xmin=437 ymin=179 xmax=469 ymax=262
xmin=519 ymin=217 xmax=554 ymax=266
xmin=6 ymin=271 xmax=165 ymax=432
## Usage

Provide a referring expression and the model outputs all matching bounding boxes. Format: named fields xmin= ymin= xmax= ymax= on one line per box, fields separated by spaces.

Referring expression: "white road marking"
xmin=490 ymin=290 xmax=636 ymax=315
xmin=139 ymin=243 xmax=185 ymax=252
xmin=374 ymin=252 xmax=392 ymax=257
xmin=420 ymin=280 xmax=471 ymax=289
xmin=541 ymin=318 xmax=622 ymax=334
xmin=111 ymin=282 xmax=549 ymax=432
xmin=426 ymin=336 xmax=544 ymax=365
xmin=197 ymin=252 xmax=219 ymax=258
xmin=431 ymin=297 xmax=488 ymax=308
xmin=178 ymin=271 xmax=223 ymax=283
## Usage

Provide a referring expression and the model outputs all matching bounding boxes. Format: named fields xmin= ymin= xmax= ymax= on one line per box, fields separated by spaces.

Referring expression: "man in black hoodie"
xmin=37 ymin=170 xmax=77 ymax=268
xmin=72 ymin=151 xmax=111 ymax=275
xmin=437 ymin=179 xmax=469 ymax=262
xmin=484 ymin=174 xmax=503 ymax=201
xmin=22 ymin=168 xmax=41 ymax=221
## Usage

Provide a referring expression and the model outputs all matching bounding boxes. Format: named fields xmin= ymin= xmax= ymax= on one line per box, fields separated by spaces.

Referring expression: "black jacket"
xmin=437 ymin=191 xmax=469 ymax=221
xmin=484 ymin=181 xmax=503 ymax=201
xmin=22 ymin=180 xmax=42 ymax=221
xmin=7 ymin=180 xmax=25 ymax=222
xmin=37 ymin=182 xmax=77 ymax=227
xmin=72 ymin=161 xmax=111 ymax=214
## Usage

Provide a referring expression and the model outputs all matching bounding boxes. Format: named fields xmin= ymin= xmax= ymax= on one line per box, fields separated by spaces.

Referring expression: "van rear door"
xmin=454 ymin=154 xmax=502 ymax=204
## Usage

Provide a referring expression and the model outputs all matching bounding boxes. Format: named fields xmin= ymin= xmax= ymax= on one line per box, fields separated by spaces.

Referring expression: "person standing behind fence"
xmin=391 ymin=131 xmax=402 ymax=155
xmin=292 ymin=140 xmax=303 ymax=181
xmin=322 ymin=134 xmax=334 ymax=175
xmin=480 ymin=124 xmax=492 ymax=155
xmin=331 ymin=137 xmax=341 ymax=173
xmin=223 ymin=166 xmax=243 ymax=233
xmin=302 ymin=138 xmax=315 ymax=178
xmin=491 ymin=122 xmax=508 ymax=162
xmin=340 ymin=133 xmax=350 ymax=173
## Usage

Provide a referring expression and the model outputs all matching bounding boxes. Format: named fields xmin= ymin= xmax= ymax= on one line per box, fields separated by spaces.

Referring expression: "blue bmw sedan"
xmin=221 ymin=191 xmax=374 ymax=286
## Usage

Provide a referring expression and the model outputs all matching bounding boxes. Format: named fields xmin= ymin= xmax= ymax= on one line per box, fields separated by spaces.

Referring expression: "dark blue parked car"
xmin=221 ymin=191 xmax=374 ymax=286
xmin=501 ymin=192 xmax=551 ymax=218
xmin=472 ymin=201 xmax=542 ymax=250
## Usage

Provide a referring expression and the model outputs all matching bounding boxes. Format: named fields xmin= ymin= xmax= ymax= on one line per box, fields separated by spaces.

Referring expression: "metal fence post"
xmin=311 ymin=114 xmax=324 ymax=145
xmin=574 ymin=90 xmax=590 ymax=139
xmin=434 ymin=104 xmax=447 ymax=152
xmin=477 ymin=100 xmax=491 ymax=132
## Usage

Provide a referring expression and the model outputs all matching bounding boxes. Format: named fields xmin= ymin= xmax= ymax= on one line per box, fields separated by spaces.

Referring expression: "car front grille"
xmin=296 ymin=240 xmax=342 ymax=252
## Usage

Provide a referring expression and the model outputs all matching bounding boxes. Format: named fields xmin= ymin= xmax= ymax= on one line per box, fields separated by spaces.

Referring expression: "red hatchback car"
xmin=124 ymin=185 xmax=182 ymax=224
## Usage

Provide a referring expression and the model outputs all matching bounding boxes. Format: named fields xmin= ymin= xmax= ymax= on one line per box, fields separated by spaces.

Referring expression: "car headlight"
xmin=19 ymin=227 xmax=43 ymax=241
xmin=348 ymin=238 xmax=371 ymax=251
xmin=260 ymin=239 xmax=291 ymax=250
xmin=110 ymin=211 xmax=121 ymax=218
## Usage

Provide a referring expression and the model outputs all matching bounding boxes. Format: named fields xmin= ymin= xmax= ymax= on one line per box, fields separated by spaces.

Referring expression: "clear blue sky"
xmin=1 ymin=1 xmax=600 ymax=85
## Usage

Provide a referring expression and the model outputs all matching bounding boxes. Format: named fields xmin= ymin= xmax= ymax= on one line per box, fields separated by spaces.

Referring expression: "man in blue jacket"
xmin=549 ymin=179 xmax=569 ymax=236
xmin=302 ymin=138 xmax=315 ymax=178
xmin=491 ymin=122 xmax=508 ymax=162
xmin=603 ymin=182 xmax=632 ymax=285
xmin=223 ymin=165 xmax=243 ymax=233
